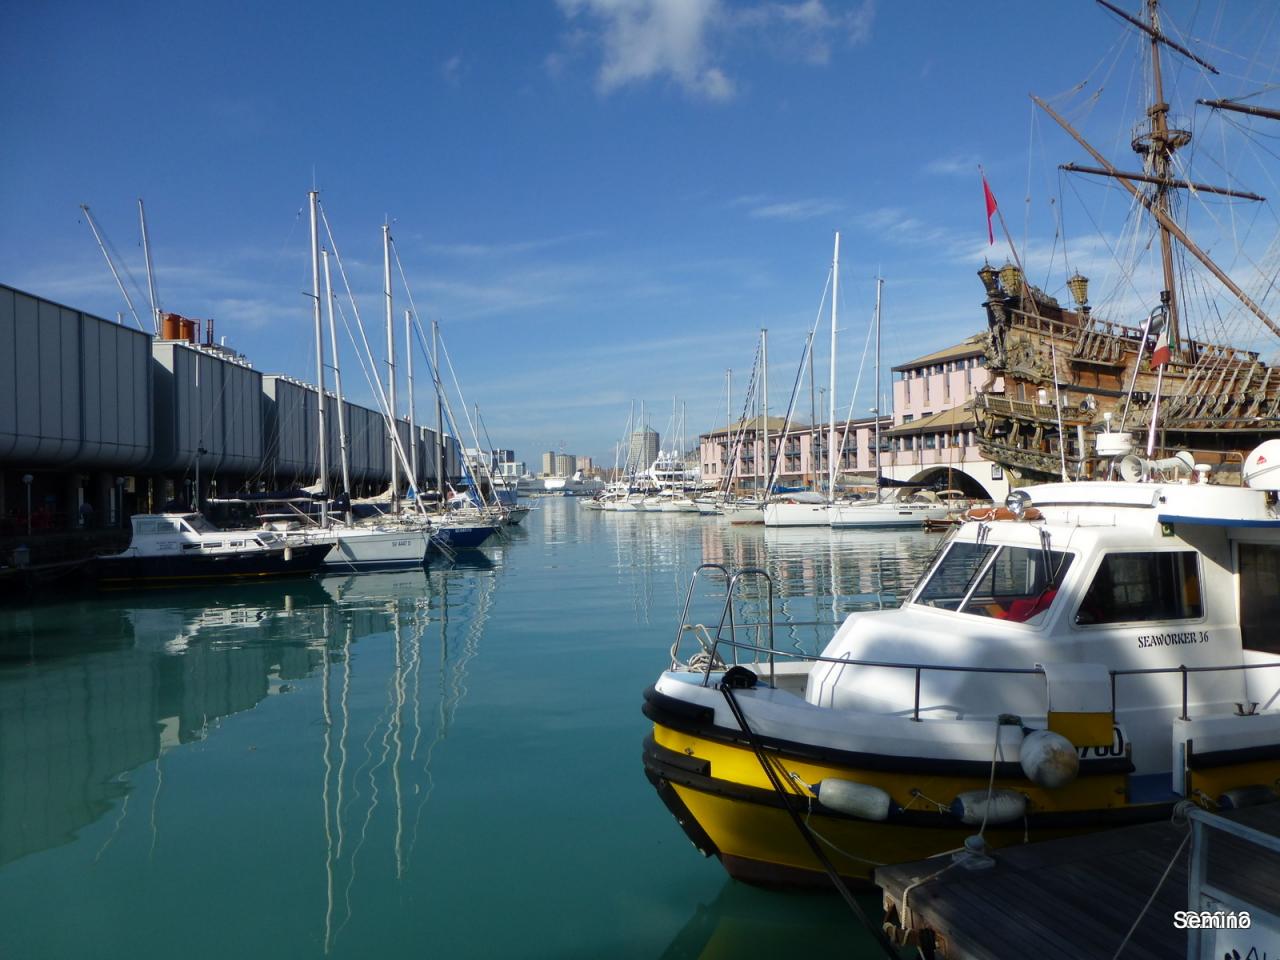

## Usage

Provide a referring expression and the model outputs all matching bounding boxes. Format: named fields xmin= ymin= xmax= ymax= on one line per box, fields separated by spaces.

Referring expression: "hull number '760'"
xmin=1078 ymin=725 xmax=1126 ymax=760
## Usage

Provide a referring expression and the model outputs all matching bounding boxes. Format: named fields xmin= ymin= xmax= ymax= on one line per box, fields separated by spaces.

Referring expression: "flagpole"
xmin=980 ymin=165 xmax=1028 ymax=285
xmin=1145 ymin=363 xmax=1166 ymax=458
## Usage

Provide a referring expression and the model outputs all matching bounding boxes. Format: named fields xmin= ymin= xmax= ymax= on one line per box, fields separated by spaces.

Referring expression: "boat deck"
xmin=875 ymin=802 xmax=1280 ymax=960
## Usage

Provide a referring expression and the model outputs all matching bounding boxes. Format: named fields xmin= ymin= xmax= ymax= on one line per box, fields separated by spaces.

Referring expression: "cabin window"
xmin=1074 ymin=551 xmax=1202 ymax=626
xmin=914 ymin=542 xmax=995 ymax=610
xmin=914 ymin=543 xmax=1073 ymax=622
xmin=186 ymin=514 xmax=218 ymax=533
xmin=1239 ymin=543 xmax=1280 ymax=653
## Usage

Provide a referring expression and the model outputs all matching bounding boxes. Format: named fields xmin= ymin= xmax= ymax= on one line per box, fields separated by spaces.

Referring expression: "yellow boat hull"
xmin=642 ymin=683 xmax=1190 ymax=889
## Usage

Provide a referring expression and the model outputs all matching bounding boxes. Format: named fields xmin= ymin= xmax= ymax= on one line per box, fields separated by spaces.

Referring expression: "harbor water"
xmin=0 ymin=499 xmax=940 ymax=959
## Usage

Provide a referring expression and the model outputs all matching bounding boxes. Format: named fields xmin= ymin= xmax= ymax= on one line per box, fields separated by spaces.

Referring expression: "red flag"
xmin=1151 ymin=326 xmax=1170 ymax=368
xmin=983 ymin=176 xmax=998 ymax=245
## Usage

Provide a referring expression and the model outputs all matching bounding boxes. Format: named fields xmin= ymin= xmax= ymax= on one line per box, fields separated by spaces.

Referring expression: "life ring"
xmin=966 ymin=505 xmax=1042 ymax=522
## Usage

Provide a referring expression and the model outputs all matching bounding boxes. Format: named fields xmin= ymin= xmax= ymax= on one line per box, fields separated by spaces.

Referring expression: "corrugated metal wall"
xmin=0 ymin=284 xmax=468 ymax=490
xmin=0 ymin=285 xmax=151 ymax=467
xmin=151 ymin=341 xmax=263 ymax=475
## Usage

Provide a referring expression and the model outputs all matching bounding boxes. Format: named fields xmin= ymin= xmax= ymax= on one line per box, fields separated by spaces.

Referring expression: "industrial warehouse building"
xmin=0 ymin=283 xmax=462 ymax=534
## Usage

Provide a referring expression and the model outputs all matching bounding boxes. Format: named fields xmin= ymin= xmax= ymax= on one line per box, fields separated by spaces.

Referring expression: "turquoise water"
xmin=0 ymin=500 xmax=939 ymax=959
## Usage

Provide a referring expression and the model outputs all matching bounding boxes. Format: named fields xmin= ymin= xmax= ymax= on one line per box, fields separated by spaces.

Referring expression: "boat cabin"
xmin=807 ymin=479 xmax=1280 ymax=776
xmin=122 ymin=513 xmax=284 ymax=556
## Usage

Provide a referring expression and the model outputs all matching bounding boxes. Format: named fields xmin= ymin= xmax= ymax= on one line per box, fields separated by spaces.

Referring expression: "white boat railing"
xmin=672 ymin=563 xmax=1280 ymax=723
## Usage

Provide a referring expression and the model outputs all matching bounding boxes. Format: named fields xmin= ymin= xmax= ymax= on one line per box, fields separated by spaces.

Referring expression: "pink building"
xmin=699 ymin=333 xmax=1006 ymax=498
xmin=699 ymin=415 xmax=889 ymax=492
xmin=882 ymin=334 xmax=1002 ymax=495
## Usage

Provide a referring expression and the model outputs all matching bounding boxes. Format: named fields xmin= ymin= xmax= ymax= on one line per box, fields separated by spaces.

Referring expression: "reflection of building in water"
xmin=0 ymin=583 xmax=329 ymax=867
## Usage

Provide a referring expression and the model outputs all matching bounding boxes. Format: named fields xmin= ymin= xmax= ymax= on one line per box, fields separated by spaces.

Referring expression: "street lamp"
xmin=21 ymin=474 xmax=32 ymax=536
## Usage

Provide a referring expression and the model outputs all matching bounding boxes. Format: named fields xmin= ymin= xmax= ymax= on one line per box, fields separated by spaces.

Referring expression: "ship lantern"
xmin=978 ymin=261 xmax=1001 ymax=298
xmin=1067 ymin=272 xmax=1090 ymax=311
xmin=999 ymin=262 xmax=1023 ymax=298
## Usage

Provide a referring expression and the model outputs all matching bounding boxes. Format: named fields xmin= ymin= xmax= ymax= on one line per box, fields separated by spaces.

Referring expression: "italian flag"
xmin=1151 ymin=326 xmax=1171 ymax=368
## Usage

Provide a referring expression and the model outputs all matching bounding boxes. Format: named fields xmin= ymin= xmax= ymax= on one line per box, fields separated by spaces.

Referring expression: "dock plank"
xmin=874 ymin=806 xmax=1280 ymax=959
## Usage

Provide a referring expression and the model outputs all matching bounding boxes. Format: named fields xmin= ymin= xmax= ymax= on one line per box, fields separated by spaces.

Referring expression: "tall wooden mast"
xmin=1033 ymin=0 xmax=1279 ymax=344
xmin=1141 ymin=0 xmax=1182 ymax=350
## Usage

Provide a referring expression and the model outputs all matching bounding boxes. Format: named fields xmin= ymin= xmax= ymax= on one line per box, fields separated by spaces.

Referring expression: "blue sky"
xmin=4 ymin=1 xmax=1279 ymax=468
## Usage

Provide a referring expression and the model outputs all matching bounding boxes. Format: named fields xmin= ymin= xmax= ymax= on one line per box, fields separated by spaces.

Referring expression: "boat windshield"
xmin=184 ymin=514 xmax=220 ymax=533
xmin=913 ymin=541 xmax=1074 ymax=623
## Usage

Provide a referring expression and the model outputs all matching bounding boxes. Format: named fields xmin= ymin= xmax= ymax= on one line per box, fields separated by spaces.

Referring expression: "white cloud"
xmin=731 ymin=0 xmax=876 ymax=65
xmin=923 ymin=153 xmax=982 ymax=177
xmin=440 ymin=55 xmax=464 ymax=86
xmin=552 ymin=0 xmax=875 ymax=101
xmin=557 ymin=0 xmax=732 ymax=101
xmin=741 ymin=197 xmax=842 ymax=221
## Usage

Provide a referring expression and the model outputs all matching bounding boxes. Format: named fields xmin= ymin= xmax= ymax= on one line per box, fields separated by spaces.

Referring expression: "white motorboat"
xmin=96 ymin=513 xmax=331 ymax=586
xmin=643 ymin=442 xmax=1280 ymax=888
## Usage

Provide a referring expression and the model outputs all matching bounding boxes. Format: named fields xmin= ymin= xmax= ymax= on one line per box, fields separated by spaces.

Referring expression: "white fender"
xmin=812 ymin=778 xmax=893 ymax=821
xmin=951 ymin=789 xmax=1026 ymax=825
xmin=1019 ymin=729 xmax=1080 ymax=789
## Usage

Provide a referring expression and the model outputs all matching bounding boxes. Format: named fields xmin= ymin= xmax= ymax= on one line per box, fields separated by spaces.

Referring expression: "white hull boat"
xmin=827 ymin=497 xmax=950 ymax=529
xmin=644 ymin=445 xmax=1280 ymax=888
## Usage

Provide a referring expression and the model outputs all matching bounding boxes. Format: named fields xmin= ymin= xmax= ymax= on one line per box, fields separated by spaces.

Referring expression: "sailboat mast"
xmin=405 ymin=309 xmax=418 ymax=497
xmin=809 ymin=335 xmax=816 ymax=491
xmin=761 ymin=329 xmax=769 ymax=497
xmin=383 ymin=223 xmax=398 ymax=503
xmin=322 ymin=250 xmax=352 ymax=509
xmin=138 ymin=199 xmax=161 ymax=334
xmin=309 ymin=191 xmax=329 ymax=505
xmin=874 ymin=276 xmax=883 ymax=493
xmin=828 ymin=232 xmax=839 ymax=499
xmin=433 ymin=318 xmax=445 ymax=501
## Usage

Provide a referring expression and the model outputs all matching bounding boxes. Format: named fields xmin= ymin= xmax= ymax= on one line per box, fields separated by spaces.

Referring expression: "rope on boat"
xmin=718 ymin=680 xmax=900 ymax=959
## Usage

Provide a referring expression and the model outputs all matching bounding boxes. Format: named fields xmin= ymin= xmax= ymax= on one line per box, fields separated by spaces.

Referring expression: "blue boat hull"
xmin=430 ymin=525 xmax=496 ymax=551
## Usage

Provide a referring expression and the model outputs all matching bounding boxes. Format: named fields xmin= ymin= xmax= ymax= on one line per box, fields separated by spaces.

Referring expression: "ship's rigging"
xmin=972 ymin=0 xmax=1280 ymax=483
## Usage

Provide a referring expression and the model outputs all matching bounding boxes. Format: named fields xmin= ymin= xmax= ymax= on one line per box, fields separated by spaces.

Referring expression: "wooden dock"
xmin=875 ymin=803 xmax=1280 ymax=960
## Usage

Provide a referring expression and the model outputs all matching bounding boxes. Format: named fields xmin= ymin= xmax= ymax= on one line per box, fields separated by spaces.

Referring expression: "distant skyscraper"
xmin=554 ymin=453 xmax=576 ymax=477
xmin=541 ymin=451 xmax=556 ymax=476
xmin=577 ymin=456 xmax=593 ymax=474
xmin=629 ymin=427 xmax=660 ymax=471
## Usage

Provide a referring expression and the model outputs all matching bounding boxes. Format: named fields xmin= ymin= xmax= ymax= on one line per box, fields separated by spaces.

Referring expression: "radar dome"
xmin=1243 ymin=440 xmax=1280 ymax=491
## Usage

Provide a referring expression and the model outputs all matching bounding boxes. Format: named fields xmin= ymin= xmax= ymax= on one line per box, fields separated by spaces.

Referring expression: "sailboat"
xmin=283 ymin=192 xmax=431 ymax=570
xmin=973 ymin=0 xmax=1280 ymax=484
xmin=765 ymin=233 xmax=840 ymax=528
xmin=828 ymin=277 xmax=950 ymax=528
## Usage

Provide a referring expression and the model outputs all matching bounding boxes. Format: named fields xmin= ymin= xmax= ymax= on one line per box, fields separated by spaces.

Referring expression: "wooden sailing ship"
xmin=973 ymin=0 xmax=1280 ymax=483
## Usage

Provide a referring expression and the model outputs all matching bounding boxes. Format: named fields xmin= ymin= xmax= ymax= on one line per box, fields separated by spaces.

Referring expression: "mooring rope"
xmin=718 ymin=681 xmax=900 ymax=959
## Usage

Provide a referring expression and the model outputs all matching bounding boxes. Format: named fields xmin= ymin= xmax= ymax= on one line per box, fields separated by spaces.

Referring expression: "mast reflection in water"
xmin=0 ymin=500 xmax=937 ymax=959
